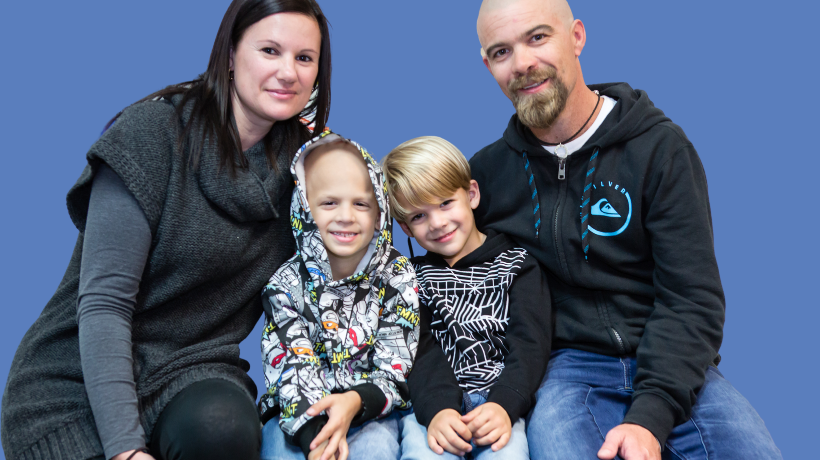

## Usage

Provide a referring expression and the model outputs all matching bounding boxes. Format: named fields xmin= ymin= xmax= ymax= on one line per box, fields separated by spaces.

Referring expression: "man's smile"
xmin=520 ymin=78 xmax=549 ymax=94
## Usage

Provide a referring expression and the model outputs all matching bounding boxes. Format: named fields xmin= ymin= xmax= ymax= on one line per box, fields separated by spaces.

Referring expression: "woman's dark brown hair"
xmin=108 ymin=0 xmax=331 ymax=172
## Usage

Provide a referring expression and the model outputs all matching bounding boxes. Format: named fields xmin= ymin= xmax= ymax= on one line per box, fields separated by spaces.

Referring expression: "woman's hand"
xmin=461 ymin=402 xmax=512 ymax=452
xmin=111 ymin=449 xmax=156 ymax=460
xmin=306 ymin=391 xmax=362 ymax=460
xmin=427 ymin=409 xmax=473 ymax=456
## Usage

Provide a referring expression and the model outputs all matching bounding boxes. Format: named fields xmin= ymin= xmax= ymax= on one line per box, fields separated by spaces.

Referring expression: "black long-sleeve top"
xmin=407 ymin=230 xmax=552 ymax=426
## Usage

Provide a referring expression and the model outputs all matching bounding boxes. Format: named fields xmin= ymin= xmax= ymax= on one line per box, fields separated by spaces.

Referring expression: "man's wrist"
xmin=623 ymin=422 xmax=663 ymax=453
xmin=622 ymin=393 xmax=676 ymax=445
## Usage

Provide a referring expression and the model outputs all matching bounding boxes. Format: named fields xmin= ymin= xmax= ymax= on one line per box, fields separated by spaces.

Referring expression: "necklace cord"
xmin=541 ymin=93 xmax=601 ymax=146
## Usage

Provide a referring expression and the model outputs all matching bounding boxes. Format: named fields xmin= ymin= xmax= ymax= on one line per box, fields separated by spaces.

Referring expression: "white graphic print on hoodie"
xmin=259 ymin=130 xmax=420 ymax=447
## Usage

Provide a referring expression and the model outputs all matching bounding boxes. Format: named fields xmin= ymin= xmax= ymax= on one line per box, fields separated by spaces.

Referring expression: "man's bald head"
xmin=478 ymin=0 xmax=574 ymax=50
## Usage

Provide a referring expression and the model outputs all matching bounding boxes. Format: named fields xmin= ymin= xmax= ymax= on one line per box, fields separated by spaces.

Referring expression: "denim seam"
xmin=583 ymin=386 xmax=608 ymax=443
xmin=664 ymin=443 xmax=686 ymax=460
xmin=689 ymin=411 xmax=710 ymax=460
xmin=620 ymin=358 xmax=631 ymax=390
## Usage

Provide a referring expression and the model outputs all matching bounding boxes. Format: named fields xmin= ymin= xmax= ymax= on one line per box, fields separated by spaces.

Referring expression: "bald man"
xmin=467 ymin=1 xmax=782 ymax=459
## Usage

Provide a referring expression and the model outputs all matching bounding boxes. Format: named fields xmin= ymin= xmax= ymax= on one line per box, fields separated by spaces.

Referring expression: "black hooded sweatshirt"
xmin=470 ymin=83 xmax=725 ymax=445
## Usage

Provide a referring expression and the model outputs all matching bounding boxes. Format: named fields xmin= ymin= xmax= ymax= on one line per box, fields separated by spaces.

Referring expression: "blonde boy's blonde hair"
xmin=381 ymin=136 xmax=472 ymax=222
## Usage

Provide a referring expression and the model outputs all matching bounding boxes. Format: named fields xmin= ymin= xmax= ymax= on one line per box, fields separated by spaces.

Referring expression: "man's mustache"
xmin=508 ymin=67 xmax=558 ymax=94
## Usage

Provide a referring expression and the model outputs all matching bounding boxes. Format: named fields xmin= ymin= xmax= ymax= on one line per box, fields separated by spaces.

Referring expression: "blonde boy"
xmin=382 ymin=137 xmax=552 ymax=460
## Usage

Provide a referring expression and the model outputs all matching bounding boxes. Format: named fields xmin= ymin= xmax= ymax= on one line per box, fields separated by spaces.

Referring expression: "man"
xmin=470 ymin=1 xmax=782 ymax=459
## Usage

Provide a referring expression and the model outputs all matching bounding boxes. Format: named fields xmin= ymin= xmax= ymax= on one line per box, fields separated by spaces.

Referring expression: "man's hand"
xmin=306 ymin=392 xmax=362 ymax=460
xmin=598 ymin=423 xmax=661 ymax=460
xmin=461 ymin=402 xmax=511 ymax=452
xmin=427 ymin=409 xmax=473 ymax=456
xmin=112 ymin=450 xmax=155 ymax=460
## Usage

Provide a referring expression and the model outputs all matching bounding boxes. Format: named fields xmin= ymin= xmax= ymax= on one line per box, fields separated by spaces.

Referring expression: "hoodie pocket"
xmin=594 ymin=292 xmax=633 ymax=355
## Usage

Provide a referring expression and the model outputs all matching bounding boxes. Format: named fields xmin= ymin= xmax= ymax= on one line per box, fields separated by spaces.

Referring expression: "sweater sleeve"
xmin=622 ymin=144 xmax=725 ymax=445
xmin=351 ymin=256 xmax=419 ymax=420
xmin=487 ymin=253 xmax=552 ymax=422
xmin=260 ymin=272 xmax=330 ymax=453
xmin=405 ymin=285 xmax=463 ymax=427
xmin=77 ymin=165 xmax=151 ymax=459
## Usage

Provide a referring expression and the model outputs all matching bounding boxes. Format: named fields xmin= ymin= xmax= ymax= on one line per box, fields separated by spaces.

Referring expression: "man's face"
xmin=478 ymin=0 xmax=581 ymax=129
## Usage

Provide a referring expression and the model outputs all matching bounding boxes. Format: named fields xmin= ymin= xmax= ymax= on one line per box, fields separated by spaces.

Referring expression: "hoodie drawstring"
xmin=521 ymin=151 xmax=542 ymax=239
xmin=580 ymin=147 xmax=601 ymax=262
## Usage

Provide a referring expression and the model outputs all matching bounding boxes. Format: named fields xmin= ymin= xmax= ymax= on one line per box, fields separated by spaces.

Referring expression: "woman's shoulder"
xmin=87 ymin=95 xmax=189 ymax=177
xmin=68 ymin=96 xmax=186 ymax=233
xmin=102 ymin=97 xmax=182 ymax=147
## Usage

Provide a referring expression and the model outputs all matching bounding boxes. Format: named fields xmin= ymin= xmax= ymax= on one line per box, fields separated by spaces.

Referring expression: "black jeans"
xmin=149 ymin=379 xmax=261 ymax=460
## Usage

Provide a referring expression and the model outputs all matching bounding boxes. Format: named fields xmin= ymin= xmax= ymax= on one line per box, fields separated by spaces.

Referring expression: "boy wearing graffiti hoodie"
xmin=259 ymin=131 xmax=419 ymax=460
xmin=382 ymin=137 xmax=551 ymax=460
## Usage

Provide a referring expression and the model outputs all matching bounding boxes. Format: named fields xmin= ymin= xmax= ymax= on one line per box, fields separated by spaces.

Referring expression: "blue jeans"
xmin=400 ymin=393 xmax=529 ymax=460
xmin=261 ymin=411 xmax=401 ymax=460
xmin=527 ymin=348 xmax=782 ymax=460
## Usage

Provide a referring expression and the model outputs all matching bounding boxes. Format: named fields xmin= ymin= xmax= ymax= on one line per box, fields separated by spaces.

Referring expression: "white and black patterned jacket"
xmin=408 ymin=230 xmax=551 ymax=426
xmin=259 ymin=131 xmax=420 ymax=454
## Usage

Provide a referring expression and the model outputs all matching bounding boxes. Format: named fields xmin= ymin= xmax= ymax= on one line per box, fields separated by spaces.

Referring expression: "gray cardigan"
xmin=1 ymin=97 xmax=298 ymax=460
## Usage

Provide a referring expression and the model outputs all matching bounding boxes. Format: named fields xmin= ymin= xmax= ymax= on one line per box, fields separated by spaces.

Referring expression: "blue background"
xmin=0 ymin=1 xmax=815 ymax=458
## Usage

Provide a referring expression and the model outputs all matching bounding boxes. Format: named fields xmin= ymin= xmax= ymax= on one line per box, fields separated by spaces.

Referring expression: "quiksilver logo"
xmin=588 ymin=181 xmax=632 ymax=237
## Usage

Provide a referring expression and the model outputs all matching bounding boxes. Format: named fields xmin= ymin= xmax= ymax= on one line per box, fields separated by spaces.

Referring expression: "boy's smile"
xmin=398 ymin=180 xmax=486 ymax=267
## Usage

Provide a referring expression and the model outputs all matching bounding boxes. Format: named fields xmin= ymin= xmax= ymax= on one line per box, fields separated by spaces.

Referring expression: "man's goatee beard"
xmin=508 ymin=67 xmax=569 ymax=130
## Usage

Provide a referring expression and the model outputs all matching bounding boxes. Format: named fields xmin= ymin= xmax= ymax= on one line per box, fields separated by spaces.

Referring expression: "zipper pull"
xmin=558 ymin=158 xmax=566 ymax=180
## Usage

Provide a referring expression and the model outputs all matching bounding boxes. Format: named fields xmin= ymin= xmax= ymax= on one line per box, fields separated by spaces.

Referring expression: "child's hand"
xmin=461 ymin=402 xmax=511 ymax=452
xmin=306 ymin=391 xmax=362 ymax=460
xmin=307 ymin=440 xmax=337 ymax=460
xmin=427 ymin=409 xmax=473 ymax=456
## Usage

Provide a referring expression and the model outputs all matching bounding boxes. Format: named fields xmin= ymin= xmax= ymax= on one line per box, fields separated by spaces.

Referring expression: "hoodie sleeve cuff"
xmin=623 ymin=393 xmax=676 ymax=446
xmin=348 ymin=384 xmax=387 ymax=426
xmin=487 ymin=384 xmax=529 ymax=422
xmin=294 ymin=415 xmax=328 ymax=458
xmin=412 ymin=389 xmax=464 ymax=427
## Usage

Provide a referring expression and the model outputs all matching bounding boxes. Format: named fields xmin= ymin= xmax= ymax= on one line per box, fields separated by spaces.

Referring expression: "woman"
xmin=0 ymin=1 xmax=331 ymax=459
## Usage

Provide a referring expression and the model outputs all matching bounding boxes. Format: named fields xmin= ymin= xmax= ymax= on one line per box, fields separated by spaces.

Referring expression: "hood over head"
xmin=288 ymin=129 xmax=393 ymax=286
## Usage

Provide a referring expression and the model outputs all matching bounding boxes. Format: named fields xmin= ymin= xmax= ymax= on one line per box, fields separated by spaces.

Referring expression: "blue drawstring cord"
xmin=580 ymin=147 xmax=601 ymax=262
xmin=521 ymin=151 xmax=542 ymax=239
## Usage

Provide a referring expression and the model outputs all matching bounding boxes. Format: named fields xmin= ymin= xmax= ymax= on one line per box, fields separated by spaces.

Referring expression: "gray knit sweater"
xmin=1 ymin=97 xmax=298 ymax=460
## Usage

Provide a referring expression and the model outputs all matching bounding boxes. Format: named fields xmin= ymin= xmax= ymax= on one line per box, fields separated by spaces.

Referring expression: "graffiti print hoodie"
xmin=470 ymin=83 xmax=725 ymax=445
xmin=259 ymin=131 xmax=420 ymax=454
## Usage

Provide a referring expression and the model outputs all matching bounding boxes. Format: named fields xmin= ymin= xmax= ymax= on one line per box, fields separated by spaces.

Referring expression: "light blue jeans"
xmin=400 ymin=393 xmax=529 ymax=460
xmin=261 ymin=411 xmax=402 ymax=460
xmin=527 ymin=348 xmax=782 ymax=460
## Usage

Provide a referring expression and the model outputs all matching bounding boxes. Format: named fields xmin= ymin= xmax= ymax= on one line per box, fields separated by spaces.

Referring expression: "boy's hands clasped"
xmin=462 ymin=402 xmax=512 ymax=452
xmin=306 ymin=391 xmax=363 ymax=460
xmin=428 ymin=403 xmax=512 ymax=456
xmin=428 ymin=409 xmax=473 ymax=456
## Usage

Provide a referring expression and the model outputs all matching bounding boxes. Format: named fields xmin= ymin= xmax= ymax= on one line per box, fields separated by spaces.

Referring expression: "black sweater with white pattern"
xmin=407 ymin=230 xmax=551 ymax=426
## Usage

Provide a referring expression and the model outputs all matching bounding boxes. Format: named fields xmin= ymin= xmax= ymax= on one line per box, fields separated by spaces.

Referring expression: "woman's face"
xmin=230 ymin=12 xmax=321 ymax=135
